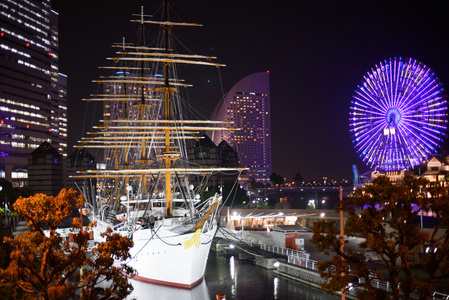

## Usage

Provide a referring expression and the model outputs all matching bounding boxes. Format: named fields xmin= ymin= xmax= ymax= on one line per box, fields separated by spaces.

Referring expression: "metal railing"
xmin=260 ymin=243 xmax=305 ymax=257
xmin=432 ymin=292 xmax=449 ymax=300
xmin=287 ymin=253 xmax=319 ymax=271
xmin=258 ymin=241 xmax=448 ymax=300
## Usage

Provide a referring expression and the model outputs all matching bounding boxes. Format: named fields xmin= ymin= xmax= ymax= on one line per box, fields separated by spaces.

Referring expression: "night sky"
xmin=51 ymin=0 xmax=449 ymax=182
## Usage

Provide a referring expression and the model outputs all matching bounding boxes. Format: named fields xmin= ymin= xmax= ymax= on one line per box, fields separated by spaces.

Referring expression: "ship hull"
xmin=94 ymin=220 xmax=217 ymax=289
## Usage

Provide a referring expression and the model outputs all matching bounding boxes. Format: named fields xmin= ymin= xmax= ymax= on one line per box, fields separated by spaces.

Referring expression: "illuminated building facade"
xmin=0 ymin=0 xmax=67 ymax=186
xmin=212 ymin=72 xmax=271 ymax=184
xmin=102 ymin=71 xmax=157 ymax=121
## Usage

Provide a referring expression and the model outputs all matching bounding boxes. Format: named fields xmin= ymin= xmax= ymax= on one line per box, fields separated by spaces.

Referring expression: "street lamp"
xmin=339 ymin=186 xmax=345 ymax=300
xmin=126 ymin=185 xmax=132 ymax=226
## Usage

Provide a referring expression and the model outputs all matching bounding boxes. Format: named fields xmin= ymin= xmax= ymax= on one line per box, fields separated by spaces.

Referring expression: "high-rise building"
xmin=212 ymin=72 xmax=271 ymax=185
xmin=0 ymin=0 xmax=67 ymax=187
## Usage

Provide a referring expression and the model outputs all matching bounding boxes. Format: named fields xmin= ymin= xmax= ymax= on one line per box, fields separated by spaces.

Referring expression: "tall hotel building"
xmin=212 ymin=72 xmax=272 ymax=184
xmin=0 ymin=0 xmax=67 ymax=186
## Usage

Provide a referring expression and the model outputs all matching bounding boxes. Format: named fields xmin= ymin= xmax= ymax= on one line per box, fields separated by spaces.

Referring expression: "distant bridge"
xmin=251 ymin=185 xmax=353 ymax=209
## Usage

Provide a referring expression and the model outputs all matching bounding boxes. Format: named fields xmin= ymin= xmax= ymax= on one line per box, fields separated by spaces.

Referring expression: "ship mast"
xmin=72 ymin=4 xmax=245 ymax=213
xmin=138 ymin=6 xmax=149 ymax=195
xmin=162 ymin=0 xmax=176 ymax=216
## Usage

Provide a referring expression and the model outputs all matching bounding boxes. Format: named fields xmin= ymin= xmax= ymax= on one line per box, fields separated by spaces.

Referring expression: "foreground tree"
xmin=310 ymin=176 xmax=449 ymax=300
xmin=0 ymin=188 xmax=135 ymax=300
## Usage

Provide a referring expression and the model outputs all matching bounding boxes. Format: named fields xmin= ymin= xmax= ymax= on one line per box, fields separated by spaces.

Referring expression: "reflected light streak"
xmin=273 ymin=277 xmax=280 ymax=299
xmin=230 ymin=255 xmax=236 ymax=298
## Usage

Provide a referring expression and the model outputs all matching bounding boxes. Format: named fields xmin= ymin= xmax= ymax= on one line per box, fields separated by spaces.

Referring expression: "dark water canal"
xmin=127 ymin=250 xmax=339 ymax=299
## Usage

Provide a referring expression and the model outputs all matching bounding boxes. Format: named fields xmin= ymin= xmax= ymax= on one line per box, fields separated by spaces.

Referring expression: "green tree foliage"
xmin=310 ymin=176 xmax=449 ymax=300
xmin=0 ymin=188 xmax=135 ymax=300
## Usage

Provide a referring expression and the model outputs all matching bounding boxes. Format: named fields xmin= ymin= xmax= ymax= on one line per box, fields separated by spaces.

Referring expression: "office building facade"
xmin=212 ymin=72 xmax=271 ymax=184
xmin=0 ymin=0 xmax=67 ymax=186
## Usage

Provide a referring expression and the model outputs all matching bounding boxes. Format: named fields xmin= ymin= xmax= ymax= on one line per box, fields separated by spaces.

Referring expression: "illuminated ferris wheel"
xmin=349 ymin=57 xmax=448 ymax=171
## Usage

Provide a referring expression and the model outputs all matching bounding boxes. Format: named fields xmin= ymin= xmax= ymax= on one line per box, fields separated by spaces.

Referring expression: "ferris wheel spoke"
xmin=393 ymin=59 xmax=402 ymax=109
xmin=398 ymin=123 xmax=439 ymax=153
xmin=356 ymin=87 xmax=389 ymax=113
xmin=370 ymin=71 xmax=391 ymax=110
xmin=380 ymin=62 xmax=395 ymax=109
xmin=401 ymin=115 xmax=445 ymax=136
xmin=366 ymin=75 xmax=387 ymax=108
xmin=353 ymin=120 xmax=385 ymax=145
xmin=352 ymin=97 xmax=382 ymax=114
xmin=395 ymin=132 xmax=417 ymax=168
xmin=356 ymin=126 xmax=386 ymax=161
xmin=400 ymin=81 xmax=440 ymax=112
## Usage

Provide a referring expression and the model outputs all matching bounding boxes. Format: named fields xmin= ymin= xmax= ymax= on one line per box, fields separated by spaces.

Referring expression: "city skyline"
xmin=0 ymin=0 xmax=67 ymax=185
xmin=51 ymin=0 xmax=449 ymax=181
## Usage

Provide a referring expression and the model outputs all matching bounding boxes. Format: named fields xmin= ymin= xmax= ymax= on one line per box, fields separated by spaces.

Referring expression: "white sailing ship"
xmin=73 ymin=2 xmax=243 ymax=289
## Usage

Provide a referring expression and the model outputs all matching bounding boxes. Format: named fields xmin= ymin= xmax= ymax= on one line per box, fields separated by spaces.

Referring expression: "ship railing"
xmin=195 ymin=194 xmax=219 ymax=212
xmin=195 ymin=201 xmax=209 ymax=215
xmin=169 ymin=218 xmax=188 ymax=226
xmin=111 ymin=221 xmax=129 ymax=231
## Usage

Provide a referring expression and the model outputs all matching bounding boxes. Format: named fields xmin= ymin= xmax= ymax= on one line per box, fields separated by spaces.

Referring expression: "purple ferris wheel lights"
xmin=349 ymin=57 xmax=448 ymax=171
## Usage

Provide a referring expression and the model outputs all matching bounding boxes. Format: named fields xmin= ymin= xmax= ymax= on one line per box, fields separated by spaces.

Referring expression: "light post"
xmin=126 ymin=185 xmax=132 ymax=226
xmin=340 ymin=186 xmax=345 ymax=300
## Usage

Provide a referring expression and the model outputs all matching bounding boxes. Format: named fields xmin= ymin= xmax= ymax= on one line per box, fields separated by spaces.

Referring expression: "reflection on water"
xmin=127 ymin=279 xmax=210 ymax=299
xmin=127 ymin=250 xmax=339 ymax=300
xmin=205 ymin=251 xmax=339 ymax=300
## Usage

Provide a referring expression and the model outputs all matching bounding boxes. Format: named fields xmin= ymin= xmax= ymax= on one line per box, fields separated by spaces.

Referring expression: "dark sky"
xmin=51 ymin=0 xmax=449 ymax=182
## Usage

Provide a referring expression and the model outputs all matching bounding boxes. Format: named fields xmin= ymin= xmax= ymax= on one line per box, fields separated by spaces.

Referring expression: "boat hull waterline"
xmin=94 ymin=217 xmax=218 ymax=289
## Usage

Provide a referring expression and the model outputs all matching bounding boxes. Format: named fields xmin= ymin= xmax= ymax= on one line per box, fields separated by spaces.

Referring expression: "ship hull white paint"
xmin=94 ymin=221 xmax=217 ymax=289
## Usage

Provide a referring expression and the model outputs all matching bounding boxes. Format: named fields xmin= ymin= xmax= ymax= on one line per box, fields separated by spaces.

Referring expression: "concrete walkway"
xmin=233 ymin=230 xmax=367 ymax=262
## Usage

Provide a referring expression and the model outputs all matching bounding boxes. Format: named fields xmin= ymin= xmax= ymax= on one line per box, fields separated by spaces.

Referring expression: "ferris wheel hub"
xmin=386 ymin=108 xmax=400 ymax=126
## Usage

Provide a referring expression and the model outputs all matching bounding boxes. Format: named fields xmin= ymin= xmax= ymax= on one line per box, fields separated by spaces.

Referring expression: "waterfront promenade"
xmin=219 ymin=229 xmax=364 ymax=262
xmin=216 ymin=228 xmax=449 ymax=299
